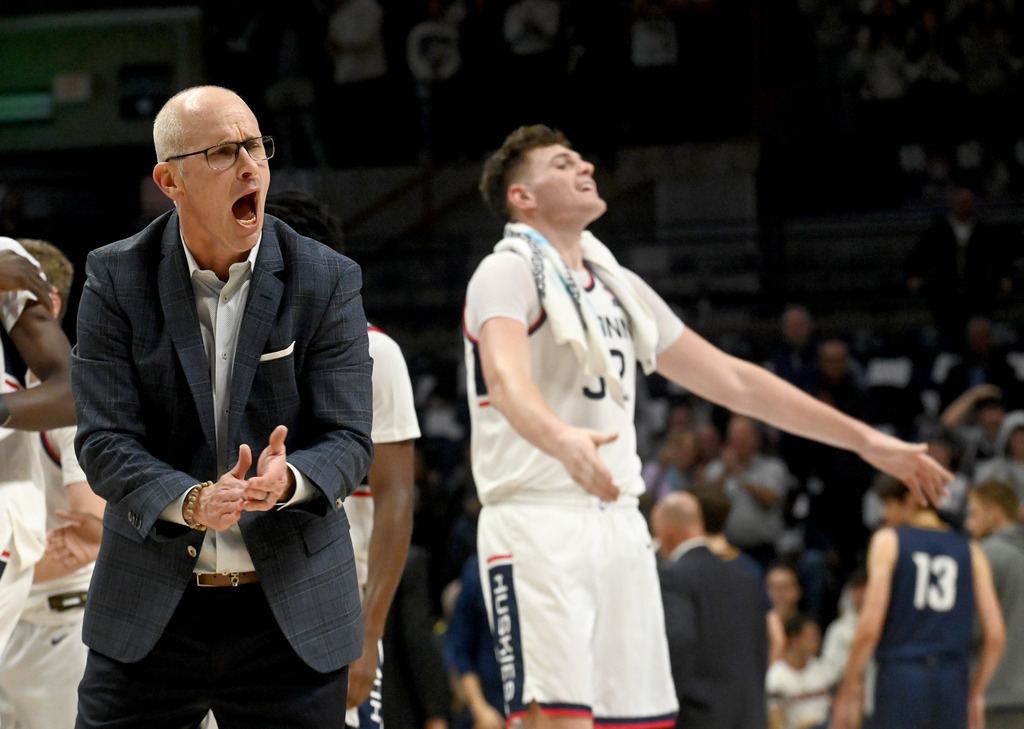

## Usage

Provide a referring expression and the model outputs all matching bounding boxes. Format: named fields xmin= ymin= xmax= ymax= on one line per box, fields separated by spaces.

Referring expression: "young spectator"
xmin=766 ymin=613 xmax=832 ymax=729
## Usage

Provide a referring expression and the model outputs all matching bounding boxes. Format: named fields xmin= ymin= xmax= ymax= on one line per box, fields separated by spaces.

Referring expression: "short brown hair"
xmin=972 ymin=479 xmax=1019 ymax=521
xmin=479 ymin=124 xmax=572 ymax=221
xmin=18 ymin=239 xmax=73 ymax=320
xmin=873 ymin=475 xmax=910 ymax=502
xmin=690 ymin=482 xmax=731 ymax=535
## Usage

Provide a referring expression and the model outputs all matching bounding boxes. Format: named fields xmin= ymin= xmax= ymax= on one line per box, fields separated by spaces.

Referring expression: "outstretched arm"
xmin=657 ymin=328 xmax=951 ymax=505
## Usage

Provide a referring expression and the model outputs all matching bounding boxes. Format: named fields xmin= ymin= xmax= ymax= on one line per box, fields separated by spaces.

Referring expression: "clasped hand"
xmin=192 ymin=425 xmax=295 ymax=531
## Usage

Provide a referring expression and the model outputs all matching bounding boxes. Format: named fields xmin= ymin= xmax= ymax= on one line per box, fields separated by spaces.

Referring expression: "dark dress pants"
xmin=75 ymin=582 xmax=349 ymax=729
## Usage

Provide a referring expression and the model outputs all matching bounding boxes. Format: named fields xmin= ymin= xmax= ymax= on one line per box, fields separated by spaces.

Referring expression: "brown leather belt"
xmin=193 ymin=571 xmax=260 ymax=587
xmin=48 ymin=591 xmax=88 ymax=612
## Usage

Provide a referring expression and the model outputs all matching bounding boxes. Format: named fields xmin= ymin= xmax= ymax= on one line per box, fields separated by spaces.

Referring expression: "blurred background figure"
xmin=905 ymin=188 xmax=1013 ymax=347
xmin=965 ymin=479 xmax=1024 ymax=729
xmin=652 ymin=491 xmax=769 ymax=729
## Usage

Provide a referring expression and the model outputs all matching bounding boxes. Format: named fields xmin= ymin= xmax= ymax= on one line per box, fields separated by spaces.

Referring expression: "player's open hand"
xmin=244 ymin=424 xmax=294 ymax=510
xmin=46 ymin=511 xmax=103 ymax=570
xmin=556 ymin=427 xmax=620 ymax=502
xmin=859 ymin=430 xmax=952 ymax=507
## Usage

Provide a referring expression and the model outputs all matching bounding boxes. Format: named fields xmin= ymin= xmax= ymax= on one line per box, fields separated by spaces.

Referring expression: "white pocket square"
xmin=259 ymin=341 xmax=295 ymax=362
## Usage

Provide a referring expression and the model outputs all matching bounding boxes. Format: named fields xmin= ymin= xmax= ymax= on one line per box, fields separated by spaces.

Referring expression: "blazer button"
xmin=335 ymin=498 xmax=343 ymax=509
xmin=187 ymin=546 xmax=197 ymax=558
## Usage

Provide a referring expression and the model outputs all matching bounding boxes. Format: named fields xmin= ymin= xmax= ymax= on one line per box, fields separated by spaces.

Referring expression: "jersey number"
xmin=583 ymin=349 xmax=627 ymax=400
xmin=911 ymin=552 xmax=958 ymax=612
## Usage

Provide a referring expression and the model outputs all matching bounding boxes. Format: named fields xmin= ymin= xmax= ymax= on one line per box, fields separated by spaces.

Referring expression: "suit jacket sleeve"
xmin=72 ymin=248 xmax=196 ymax=538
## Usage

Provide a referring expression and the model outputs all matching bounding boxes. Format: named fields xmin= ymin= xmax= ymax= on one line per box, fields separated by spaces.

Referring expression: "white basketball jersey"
xmin=345 ymin=326 xmax=420 ymax=589
xmin=464 ymin=249 xmax=683 ymax=506
xmin=21 ymin=423 xmax=93 ymax=624
xmin=0 ymin=238 xmax=47 ymax=575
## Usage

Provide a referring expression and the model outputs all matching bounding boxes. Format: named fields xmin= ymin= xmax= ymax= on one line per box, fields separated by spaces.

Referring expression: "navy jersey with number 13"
xmin=876 ymin=525 xmax=974 ymax=663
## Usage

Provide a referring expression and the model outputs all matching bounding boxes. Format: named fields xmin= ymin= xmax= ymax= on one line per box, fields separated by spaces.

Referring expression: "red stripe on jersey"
xmin=477 ymin=400 xmax=490 ymax=407
xmin=486 ymin=554 xmax=513 ymax=564
xmin=0 ymin=551 xmax=9 ymax=561
xmin=4 ymin=378 xmax=20 ymax=390
xmin=544 ymin=708 xmax=592 ymax=718
xmin=40 ymin=431 xmax=61 ymax=466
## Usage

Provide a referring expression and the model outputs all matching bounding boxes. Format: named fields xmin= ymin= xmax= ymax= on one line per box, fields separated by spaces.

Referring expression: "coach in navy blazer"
xmin=71 ymin=86 xmax=373 ymax=728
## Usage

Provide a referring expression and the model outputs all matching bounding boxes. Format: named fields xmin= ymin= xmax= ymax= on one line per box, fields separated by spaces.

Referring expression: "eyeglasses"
xmin=165 ymin=136 xmax=275 ymax=170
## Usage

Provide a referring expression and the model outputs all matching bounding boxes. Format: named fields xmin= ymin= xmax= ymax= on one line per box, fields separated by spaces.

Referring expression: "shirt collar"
xmin=180 ymin=231 xmax=261 ymax=279
xmin=667 ymin=535 xmax=708 ymax=563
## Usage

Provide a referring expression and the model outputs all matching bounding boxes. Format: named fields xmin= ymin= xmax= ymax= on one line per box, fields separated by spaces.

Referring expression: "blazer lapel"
xmin=158 ymin=214 xmax=217 ymax=449
xmin=229 ymin=227 xmax=285 ymax=451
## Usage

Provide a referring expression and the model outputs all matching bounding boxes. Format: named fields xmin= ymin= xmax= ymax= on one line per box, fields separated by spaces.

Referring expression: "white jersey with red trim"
xmin=0 ymin=237 xmax=47 ymax=570
xmin=345 ymin=325 xmax=420 ymax=589
xmin=463 ymin=248 xmax=684 ymax=506
xmin=19 ymin=422 xmax=92 ymax=625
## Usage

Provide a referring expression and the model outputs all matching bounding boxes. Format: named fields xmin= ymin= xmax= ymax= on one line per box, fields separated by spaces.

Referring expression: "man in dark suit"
xmin=905 ymin=187 xmax=1012 ymax=346
xmin=652 ymin=491 xmax=769 ymax=729
xmin=71 ymin=86 xmax=374 ymax=728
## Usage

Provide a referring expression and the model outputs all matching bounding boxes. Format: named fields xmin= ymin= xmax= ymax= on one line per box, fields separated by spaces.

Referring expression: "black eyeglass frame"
xmin=164 ymin=136 xmax=275 ymax=169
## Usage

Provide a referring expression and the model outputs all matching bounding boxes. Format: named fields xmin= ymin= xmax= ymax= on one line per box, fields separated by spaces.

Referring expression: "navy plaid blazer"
xmin=71 ymin=210 xmax=373 ymax=672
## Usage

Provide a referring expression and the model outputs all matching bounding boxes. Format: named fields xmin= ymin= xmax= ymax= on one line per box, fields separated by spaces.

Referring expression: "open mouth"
xmin=232 ymin=191 xmax=259 ymax=226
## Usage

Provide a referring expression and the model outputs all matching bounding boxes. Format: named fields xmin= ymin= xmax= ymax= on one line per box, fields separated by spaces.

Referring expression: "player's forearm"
xmin=839 ymin=623 xmax=880 ymax=695
xmin=486 ymin=366 xmax=576 ymax=460
xmin=362 ymin=507 xmax=412 ymax=641
xmin=31 ymin=553 xmax=75 ymax=583
xmin=363 ymin=440 xmax=415 ymax=640
xmin=971 ymin=631 xmax=1005 ymax=698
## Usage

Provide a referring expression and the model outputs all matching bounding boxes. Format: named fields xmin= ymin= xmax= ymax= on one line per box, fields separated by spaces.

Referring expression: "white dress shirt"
xmin=160 ymin=235 xmax=312 ymax=574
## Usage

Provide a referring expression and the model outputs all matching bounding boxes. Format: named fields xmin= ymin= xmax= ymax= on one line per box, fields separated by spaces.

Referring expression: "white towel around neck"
xmin=495 ymin=222 xmax=659 ymax=407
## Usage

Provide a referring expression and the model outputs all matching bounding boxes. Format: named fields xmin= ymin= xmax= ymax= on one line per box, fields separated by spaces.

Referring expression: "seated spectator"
xmin=764 ymin=304 xmax=820 ymax=393
xmin=704 ymin=414 xmax=794 ymax=569
xmin=766 ymin=563 xmax=804 ymax=629
xmin=940 ymin=317 xmax=1023 ymax=411
xmin=809 ymin=338 xmax=869 ymax=419
xmin=939 ymin=383 xmax=1005 ymax=475
xmin=766 ymin=613 xmax=832 ymax=729
xmin=974 ymin=410 xmax=1024 ymax=503
xmin=642 ymin=427 xmax=704 ymax=500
